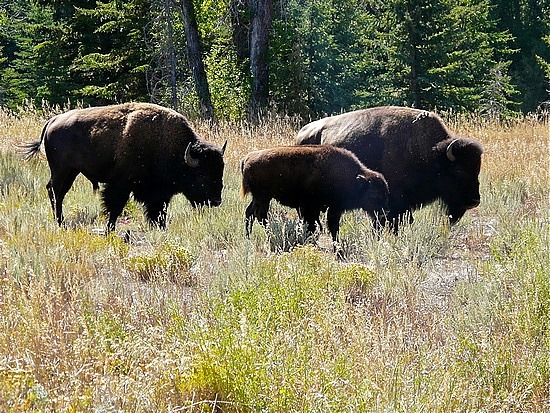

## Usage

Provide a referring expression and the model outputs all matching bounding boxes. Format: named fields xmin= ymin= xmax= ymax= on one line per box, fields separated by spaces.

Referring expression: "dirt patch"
xmin=422 ymin=214 xmax=499 ymax=310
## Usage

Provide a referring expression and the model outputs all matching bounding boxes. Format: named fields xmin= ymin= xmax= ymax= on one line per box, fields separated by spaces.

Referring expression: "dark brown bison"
xmin=22 ymin=102 xmax=227 ymax=231
xmin=296 ymin=106 xmax=483 ymax=231
xmin=241 ymin=145 xmax=389 ymax=244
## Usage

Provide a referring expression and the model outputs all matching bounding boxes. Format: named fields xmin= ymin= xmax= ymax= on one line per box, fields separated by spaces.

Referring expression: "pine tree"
xmin=269 ymin=0 xmax=373 ymax=116
xmin=358 ymin=0 xmax=516 ymax=113
xmin=0 ymin=0 xmax=76 ymax=107
xmin=491 ymin=0 xmax=549 ymax=111
xmin=73 ymin=0 xmax=150 ymax=103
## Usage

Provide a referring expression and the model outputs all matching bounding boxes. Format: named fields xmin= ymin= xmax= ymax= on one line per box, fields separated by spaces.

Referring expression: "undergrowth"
xmin=0 ymin=109 xmax=548 ymax=411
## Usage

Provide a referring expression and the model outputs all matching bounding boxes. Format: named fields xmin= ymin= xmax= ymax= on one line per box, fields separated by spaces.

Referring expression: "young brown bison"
xmin=22 ymin=102 xmax=227 ymax=231
xmin=241 ymin=145 xmax=389 ymax=245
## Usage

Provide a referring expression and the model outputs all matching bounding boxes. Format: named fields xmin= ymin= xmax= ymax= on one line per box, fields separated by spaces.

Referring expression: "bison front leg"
xmin=298 ymin=207 xmax=322 ymax=235
xmin=326 ymin=207 xmax=344 ymax=242
xmin=144 ymin=200 xmax=169 ymax=229
xmin=327 ymin=207 xmax=344 ymax=257
xmin=101 ymin=183 xmax=131 ymax=232
xmin=384 ymin=210 xmax=414 ymax=234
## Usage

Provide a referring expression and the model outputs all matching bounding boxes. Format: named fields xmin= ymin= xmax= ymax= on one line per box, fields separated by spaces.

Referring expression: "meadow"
xmin=0 ymin=105 xmax=548 ymax=412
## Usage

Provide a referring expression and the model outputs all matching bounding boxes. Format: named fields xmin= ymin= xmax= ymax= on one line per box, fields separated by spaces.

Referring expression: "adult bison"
xmin=23 ymin=102 xmax=227 ymax=231
xmin=241 ymin=145 xmax=389 ymax=245
xmin=296 ymin=106 xmax=483 ymax=231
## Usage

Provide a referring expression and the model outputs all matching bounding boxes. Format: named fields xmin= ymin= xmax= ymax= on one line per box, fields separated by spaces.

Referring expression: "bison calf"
xmin=241 ymin=145 xmax=389 ymax=245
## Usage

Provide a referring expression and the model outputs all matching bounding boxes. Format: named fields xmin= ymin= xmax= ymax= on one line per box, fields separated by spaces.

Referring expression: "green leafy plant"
xmin=125 ymin=242 xmax=195 ymax=284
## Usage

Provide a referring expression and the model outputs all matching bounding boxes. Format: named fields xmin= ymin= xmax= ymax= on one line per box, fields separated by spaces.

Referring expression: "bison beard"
xmin=295 ymin=106 xmax=483 ymax=232
xmin=22 ymin=103 xmax=227 ymax=232
xmin=241 ymin=145 xmax=389 ymax=251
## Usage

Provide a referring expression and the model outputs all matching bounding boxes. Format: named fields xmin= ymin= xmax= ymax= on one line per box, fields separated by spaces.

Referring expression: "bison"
xmin=241 ymin=145 xmax=389 ymax=245
xmin=22 ymin=102 xmax=227 ymax=231
xmin=296 ymin=106 xmax=483 ymax=231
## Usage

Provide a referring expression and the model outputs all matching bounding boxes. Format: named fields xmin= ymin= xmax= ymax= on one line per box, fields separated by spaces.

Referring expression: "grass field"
xmin=0 ymin=105 xmax=548 ymax=412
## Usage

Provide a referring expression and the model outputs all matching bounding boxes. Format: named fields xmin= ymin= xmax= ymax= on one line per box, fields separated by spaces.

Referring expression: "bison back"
xmin=297 ymin=107 xmax=452 ymax=172
xmin=43 ymin=103 xmax=197 ymax=184
xmin=241 ymin=146 xmax=367 ymax=207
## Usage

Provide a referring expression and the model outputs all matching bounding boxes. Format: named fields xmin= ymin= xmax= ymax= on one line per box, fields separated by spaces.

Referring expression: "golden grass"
xmin=0 ymin=107 xmax=548 ymax=412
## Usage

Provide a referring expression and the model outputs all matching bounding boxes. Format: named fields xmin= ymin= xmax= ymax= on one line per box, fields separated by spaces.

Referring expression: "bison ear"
xmin=221 ymin=140 xmax=227 ymax=156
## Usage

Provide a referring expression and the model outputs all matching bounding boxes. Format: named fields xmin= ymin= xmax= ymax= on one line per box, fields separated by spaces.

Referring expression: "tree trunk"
xmin=229 ymin=0 xmax=250 ymax=69
xmin=248 ymin=0 xmax=273 ymax=122
xmin=164 ymin=0 xmax=178 ymax=109
xmin=180 ymin=0 xmax=214 ymax=120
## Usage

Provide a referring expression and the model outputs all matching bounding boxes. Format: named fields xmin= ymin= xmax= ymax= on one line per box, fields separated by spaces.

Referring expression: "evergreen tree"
xmin=0 ymin=0 xmax=543 ymax=117
xmin=491 ymin=0 xmax=549 ymax=111
xmin=0 ymin=0 xmax=76 ymax=108
xmin=270 ymin=0 xmax=373 ymax=116
xmin=73 ymin=0 xmax=150 ymax=103
xmin=360 ymin=0 xmax=516 ymax=113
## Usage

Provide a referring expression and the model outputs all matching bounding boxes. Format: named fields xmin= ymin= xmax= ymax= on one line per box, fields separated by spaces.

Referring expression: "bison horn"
xmin=184 ymin=143 xmax=199 ymax=168
xmin=446 ymin=139 xmax=459 ymax=162
xmin=221 ymin=140 xmax=227 ymax=156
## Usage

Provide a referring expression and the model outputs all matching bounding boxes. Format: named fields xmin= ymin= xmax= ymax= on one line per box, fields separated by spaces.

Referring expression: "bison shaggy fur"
xmin=296 ymin=106 xmax=483 ymax=231
xmin=241 ymin=145 xmax=389 ymax=244
xmin=23 ymin=102 xmax=227 ymax=231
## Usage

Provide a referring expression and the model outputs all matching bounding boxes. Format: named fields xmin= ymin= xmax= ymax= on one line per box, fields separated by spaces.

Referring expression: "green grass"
xmin=0 ymin=109 xmax=548 ymax=411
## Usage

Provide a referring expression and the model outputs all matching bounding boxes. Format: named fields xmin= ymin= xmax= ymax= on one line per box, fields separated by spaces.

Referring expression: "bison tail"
xmin=241 ymin=181 xmax=251 ymax=197
xmin=18 ymin=119 xmax=50 ymax=160
xmin=18 ymin=140 xmax=43 ymax=161
xmin=240 ymin=158 xmax=250 ymax=197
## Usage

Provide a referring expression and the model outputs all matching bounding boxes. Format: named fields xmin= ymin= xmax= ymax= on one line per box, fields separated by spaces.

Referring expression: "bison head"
xmin=357 ymin=172 xmax=389 ymax=214
xmin=434 ymin=137 xmax=483 ymax=223
xmin=182 ymin=140 xmax=227 ymax=207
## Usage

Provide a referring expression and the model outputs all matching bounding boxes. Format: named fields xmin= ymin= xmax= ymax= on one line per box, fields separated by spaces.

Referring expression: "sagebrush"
xmin=0 ymin=108 xmax=548 ymax=412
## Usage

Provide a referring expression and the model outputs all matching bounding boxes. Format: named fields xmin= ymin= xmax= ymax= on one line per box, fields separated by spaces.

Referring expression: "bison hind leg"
xmin=47 ymin=168 xmax=80 ymax=226
xmin=245 ymin=197 xmax=269 ymax=237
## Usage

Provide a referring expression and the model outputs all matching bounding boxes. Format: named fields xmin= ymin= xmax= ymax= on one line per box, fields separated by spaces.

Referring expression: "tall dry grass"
xmin=0 ymin=106 xmax=548 ymax=412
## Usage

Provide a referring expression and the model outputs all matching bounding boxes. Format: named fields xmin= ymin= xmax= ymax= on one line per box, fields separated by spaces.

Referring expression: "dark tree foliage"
xmin=0 ymin=0 xmax=547 ymax=117
xmin=492 ymin=0 xmax=550 ymax=111
xmin=270 ymin=0 xmax=374 ymax=116
xmin=0 ymin=0 xmax=84 ymax=107
xmin=353 ymin=0 xmax=517 ymax=113
xmin=72 ymin=0 xmax=150 ymax=104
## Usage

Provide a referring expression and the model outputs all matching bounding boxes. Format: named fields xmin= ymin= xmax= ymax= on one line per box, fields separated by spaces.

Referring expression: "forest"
xmin=1 ymin=0 xmax=549 ymax=120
